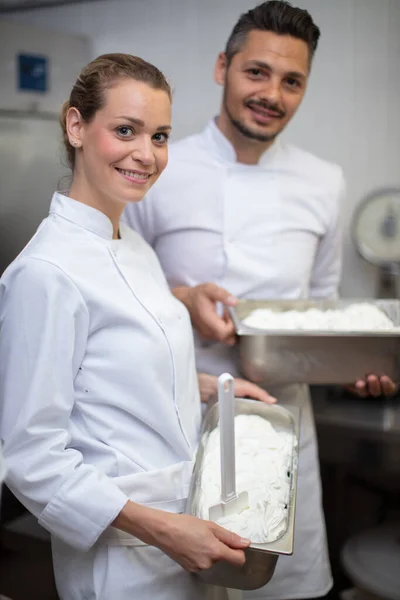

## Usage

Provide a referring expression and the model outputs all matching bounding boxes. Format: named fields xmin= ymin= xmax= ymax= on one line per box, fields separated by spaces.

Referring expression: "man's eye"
xmin=117 ymin=126 xmax=134 ymax=137
xmin=248 ymin=69 xmax=262 ymax=77
xmin=286 ymin=78 xmax=300 ymax=88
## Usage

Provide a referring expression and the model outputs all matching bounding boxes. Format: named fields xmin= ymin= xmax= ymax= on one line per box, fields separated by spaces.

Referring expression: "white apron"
xmin=197 ymin=162 xmax=335 ymax=598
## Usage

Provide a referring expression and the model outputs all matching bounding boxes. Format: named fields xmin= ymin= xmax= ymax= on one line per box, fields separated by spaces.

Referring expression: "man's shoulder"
xmin=144 ymin=130 xmax=212 ymax=199
xmin=280 ymin=142 xmax=345 ymax=190
xmin=168 ymin=131 xmax=207 ymax=159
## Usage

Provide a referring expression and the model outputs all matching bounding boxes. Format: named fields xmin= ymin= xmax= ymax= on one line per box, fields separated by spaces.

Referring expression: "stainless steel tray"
xmin=230 ymin=299 xmax=400 ymax=386
xmin=186 ymin=398 xmax=300 ymax=590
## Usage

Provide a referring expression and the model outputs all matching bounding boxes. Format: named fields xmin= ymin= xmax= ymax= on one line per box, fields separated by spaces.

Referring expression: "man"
xmin=125 ymin=2 xmax=395 ymax=599
xmin=0 ymin=443 xmax=13 ymax=600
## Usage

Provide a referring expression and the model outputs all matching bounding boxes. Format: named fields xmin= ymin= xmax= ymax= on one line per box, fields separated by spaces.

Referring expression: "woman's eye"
xmin=153 ymin=132 xmax=169 ymax=144
xmin=117 ymin=126 xmax=134 ymax=137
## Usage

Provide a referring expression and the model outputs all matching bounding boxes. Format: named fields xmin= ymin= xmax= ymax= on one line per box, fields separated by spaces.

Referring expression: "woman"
xmin=0 ymin=54 xmax=269 ymax=600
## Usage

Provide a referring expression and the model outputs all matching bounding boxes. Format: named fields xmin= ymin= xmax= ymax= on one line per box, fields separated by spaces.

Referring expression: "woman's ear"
xmin=66 ymin=107 xmax=83 ymax=148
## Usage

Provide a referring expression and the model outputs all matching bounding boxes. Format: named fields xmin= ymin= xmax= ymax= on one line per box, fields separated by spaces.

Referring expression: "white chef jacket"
xmin=0 ymin=442 xmax=5 ymax=508
xmin=124 ymin=119 xmax=346 ymax=600
xmin=0 ymin=442 xmax=5 ymax=483
xmin=0 ymin=193 xmax=204 ymax=600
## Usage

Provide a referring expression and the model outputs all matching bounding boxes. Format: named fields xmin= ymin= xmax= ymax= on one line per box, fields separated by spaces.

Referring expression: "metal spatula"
xmin=209 ymin=373 xmax=249 ymax=522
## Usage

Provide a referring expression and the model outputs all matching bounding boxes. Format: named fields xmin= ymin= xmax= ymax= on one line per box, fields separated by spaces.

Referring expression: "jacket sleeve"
xmin=0 ymin=257 xmax=129 ymax=551
xmin=309 ymin=172 xmax=346 ymax=299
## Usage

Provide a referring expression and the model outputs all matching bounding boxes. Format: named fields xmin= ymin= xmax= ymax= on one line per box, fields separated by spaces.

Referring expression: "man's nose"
xmin=260 ymin=76 xmax=281 ymax=105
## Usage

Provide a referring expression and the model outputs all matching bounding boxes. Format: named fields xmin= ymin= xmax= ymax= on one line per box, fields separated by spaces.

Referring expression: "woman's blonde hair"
xmin=60 ymin=53 xmax=172 ymax=169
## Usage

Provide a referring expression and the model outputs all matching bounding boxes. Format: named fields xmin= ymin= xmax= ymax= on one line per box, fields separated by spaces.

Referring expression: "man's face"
xmin=215 ymin=30 xmax=310 ymax=143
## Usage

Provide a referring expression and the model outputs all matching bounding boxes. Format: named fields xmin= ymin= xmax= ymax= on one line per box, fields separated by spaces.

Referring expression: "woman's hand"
xmin=197 ymin=373 xmax=276 ymax=404
xmin=113 ymin=501 xmax=250 ymax=572
xmin=148 ymin=512 xmax=249 ymax=572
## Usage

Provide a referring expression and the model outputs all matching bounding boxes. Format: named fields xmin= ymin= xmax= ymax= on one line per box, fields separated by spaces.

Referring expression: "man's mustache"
xmin=245 ymin=99 xmax=286 ymax=119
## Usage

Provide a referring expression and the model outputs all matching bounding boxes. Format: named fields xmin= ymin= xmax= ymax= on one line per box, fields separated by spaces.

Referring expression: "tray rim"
xmin=186 ymin=398 xmax=300 ymax=556
xmin=229 ymin=298 xmax=400 ymax=338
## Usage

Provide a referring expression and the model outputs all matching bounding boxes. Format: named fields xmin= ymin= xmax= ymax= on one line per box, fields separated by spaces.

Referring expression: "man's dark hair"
xmin=225 ymin=1 xmax=320 ymax=66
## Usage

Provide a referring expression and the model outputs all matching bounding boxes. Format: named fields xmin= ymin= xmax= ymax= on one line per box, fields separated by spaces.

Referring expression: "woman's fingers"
xmin=234 ymin=378 xmax=276 ymax=404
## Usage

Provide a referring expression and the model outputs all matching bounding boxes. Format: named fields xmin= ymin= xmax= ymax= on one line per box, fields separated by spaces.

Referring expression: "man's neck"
xmin=216 ymin=113 xmax=275 ymax=165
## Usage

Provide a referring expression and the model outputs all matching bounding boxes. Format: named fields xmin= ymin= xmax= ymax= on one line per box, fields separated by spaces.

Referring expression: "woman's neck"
xmin=69 ymin=178 xmax=122 ymax=240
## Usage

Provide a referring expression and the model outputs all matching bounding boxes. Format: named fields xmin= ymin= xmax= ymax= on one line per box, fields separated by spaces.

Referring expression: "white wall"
xmin=0 ymin=20 xmax=90 ymax=112
xmin=5 ymin=0 xmax=400 ymax=297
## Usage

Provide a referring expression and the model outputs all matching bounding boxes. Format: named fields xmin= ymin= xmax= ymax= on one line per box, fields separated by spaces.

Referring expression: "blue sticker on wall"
xmin=18 ymin=54 xmax=48 ymax=92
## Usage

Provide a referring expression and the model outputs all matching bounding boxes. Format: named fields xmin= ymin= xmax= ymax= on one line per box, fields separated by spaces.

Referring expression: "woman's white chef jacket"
xmin=0 ymin=193 xmax=204 ymax=600
xmin=124 ymin=119 xmax=346 ymax=600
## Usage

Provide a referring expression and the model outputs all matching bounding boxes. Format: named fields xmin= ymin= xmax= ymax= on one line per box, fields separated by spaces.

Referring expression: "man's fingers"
xmin=218 ymin=321 xmax=236 ymax=343
xmin=348 ymin=376 xmax=397 ymax=397
xmin=204 ymin=283 xmax=237 ymax=307
xmin=352 ymin=380 xmax=368 ymax=397
xmin=201 ymin=314 xmax=235 ymax=343
xmin=222 ymin=309 xmax=237 ymax=345
xmin=234 ymin=379 xmax=276 ymax=404
xmin=366 ymin=375 xmax=382 ymax=397
xmin=380 ymin=375 xmax=397 ymax=396
xmin=225 ymin=334 xmax=237 ymax=346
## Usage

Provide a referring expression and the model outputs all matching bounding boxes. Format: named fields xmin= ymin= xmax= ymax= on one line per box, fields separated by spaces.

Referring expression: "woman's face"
xmin=69 ymin=78 xmax=171 ymax=207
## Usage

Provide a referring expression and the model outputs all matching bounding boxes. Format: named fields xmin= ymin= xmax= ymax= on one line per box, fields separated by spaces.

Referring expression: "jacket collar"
xmin=49 ymin=192 xmax=114 ymax=240
xmin=203 ymin=117 xmax=281 ymax=167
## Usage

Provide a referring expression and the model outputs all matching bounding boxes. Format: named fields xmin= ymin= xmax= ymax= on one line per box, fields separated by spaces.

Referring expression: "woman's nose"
xmin=130 ymin=138 xmax=155 ymax=166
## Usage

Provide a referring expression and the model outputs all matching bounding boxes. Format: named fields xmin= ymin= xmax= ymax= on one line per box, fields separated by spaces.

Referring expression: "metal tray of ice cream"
xmin=186 ymin=398 xmax=300 ymax=590
xmin=229 ymin=299 xmax=400 ymax=386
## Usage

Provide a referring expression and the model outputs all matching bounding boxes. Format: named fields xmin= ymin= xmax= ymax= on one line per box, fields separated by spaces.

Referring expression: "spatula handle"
xmin=218 ymin=373 xmax=236 ymax=503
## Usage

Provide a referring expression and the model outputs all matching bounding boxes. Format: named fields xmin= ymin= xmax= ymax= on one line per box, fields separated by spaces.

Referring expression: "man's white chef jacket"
xmin=124 ymin=118 xmax=346 ymax=377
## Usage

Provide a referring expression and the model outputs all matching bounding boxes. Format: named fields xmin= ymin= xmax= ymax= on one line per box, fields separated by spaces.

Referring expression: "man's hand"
xmin=347 ymin=375 xmax=397 ymax=397
xmin=197 ymin=373 xmax=276 ymax=404
xmin=173 ymin=283 xmax=238 ymax=345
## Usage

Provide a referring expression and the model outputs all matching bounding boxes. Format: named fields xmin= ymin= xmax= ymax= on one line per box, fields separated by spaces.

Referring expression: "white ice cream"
xmin=198 ymin=414 xmax=295 ymax=544
xmin=242 ymin=303 xmax=399 ymax=332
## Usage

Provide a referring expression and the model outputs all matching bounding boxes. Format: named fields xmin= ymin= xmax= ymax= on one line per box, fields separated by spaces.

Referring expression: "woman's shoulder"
xmin=2 ymin=216 xmax=74 ymax=282
xmin=1 ymin=253 xmax=83 ymax=304
xmin=0 ymin=217 xmax=89 ymax=309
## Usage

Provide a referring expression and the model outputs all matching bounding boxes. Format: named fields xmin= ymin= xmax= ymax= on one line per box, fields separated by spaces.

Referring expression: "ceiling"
xmin=0 ymin=0 xmax=103 ymax=13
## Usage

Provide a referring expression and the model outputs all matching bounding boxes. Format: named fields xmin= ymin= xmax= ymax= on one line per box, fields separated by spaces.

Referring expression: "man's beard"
xmin=223 ymin=86 xmax=285 ymax=143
